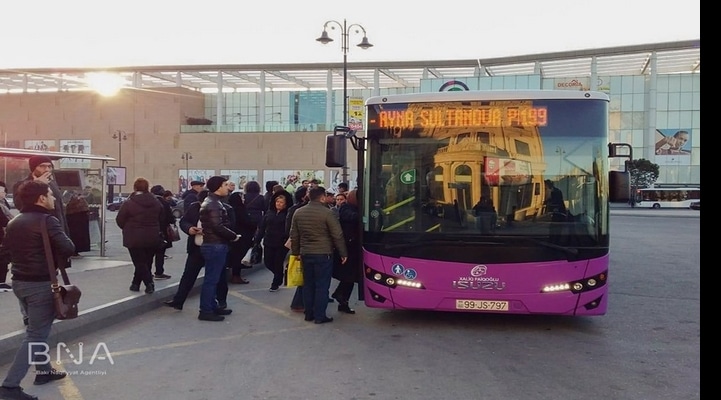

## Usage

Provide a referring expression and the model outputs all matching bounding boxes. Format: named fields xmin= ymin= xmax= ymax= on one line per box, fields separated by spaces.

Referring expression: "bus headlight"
xmin=365 ymin=265 xmax=425 ymax=290
xmin=542 ymin=271 xmax=608 ymax=294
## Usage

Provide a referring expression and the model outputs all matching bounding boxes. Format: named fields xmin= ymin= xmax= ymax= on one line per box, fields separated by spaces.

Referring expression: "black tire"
xmin=652 ymin=203 xmax=661 ymax=209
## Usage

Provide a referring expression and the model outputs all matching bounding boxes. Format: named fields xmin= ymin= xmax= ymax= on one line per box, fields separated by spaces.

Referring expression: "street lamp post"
xmin=555 ymin=146 xmax=565 ymax=177
xmin=555 ymin=145 xmax=567 ymax=194
xmin=316 ymin=19 xmax=373 ymax=184
xmin=110 ymin=130 xmax=127 ymax=199
xmin=181 ymin=152 xmax=192 ymax=191
xmin=112 ymin=130 xmax=127 ymax=168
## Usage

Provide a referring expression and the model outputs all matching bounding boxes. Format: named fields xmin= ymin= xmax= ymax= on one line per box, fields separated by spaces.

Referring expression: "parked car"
xmin=689 ymin=201 xmax=700 ymax=210
xmin=106 ymin=196 xmax=126 ymax=211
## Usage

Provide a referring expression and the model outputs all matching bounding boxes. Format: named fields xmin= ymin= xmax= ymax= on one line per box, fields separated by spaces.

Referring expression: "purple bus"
xmin=332 ymin=91 xmax=614 ymax=316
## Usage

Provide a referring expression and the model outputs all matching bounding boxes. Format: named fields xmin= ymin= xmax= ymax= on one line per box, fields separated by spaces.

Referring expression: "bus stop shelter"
xmin=0 ymin=147 xmax=116 ymax=256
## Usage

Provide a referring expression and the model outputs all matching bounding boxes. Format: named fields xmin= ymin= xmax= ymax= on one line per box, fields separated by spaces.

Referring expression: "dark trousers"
xmin=173 ymin=250 xmax=204 ymax=305
xmin=128 ymin=247 xmax=155 ymax=287
xmin=0 ymin=258 xmax=8 ymax=283
xmin=230 ymin=238 xmax=253 ymax=277
xmin=264 ymin=245 xmax=288 ymax=289
xmin=332 ymin=281 xmax=355 ymax=305
xmin=153 ymin=246 xmax=167 ymax=276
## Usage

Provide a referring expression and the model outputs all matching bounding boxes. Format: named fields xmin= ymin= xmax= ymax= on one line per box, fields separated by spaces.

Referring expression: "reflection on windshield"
xmin=365 ymin=99 xmax=607 ymax=245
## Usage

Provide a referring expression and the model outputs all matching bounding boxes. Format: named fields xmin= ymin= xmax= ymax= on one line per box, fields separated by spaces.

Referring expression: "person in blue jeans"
xmin=289 ymin=186 xmax=347 ymax=324
xmin=197 ymin=176 xmax=241 ymax=322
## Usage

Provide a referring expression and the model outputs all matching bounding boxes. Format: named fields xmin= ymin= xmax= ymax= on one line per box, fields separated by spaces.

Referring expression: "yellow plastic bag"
xmin=287 ymin=255 xmax=304 ymax=287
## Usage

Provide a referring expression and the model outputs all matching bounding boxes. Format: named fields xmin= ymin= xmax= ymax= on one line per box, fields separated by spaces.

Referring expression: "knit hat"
xmin=205 ymin=176 xmax=227 ymax=193
xmin=28 ymin=156 xmax=53 ymax=171
xmin=190 ymin=180 xmax=204 ymax=187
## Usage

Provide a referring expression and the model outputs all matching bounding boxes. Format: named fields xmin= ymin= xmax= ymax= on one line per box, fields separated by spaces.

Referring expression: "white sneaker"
xmin=0 ymin=283 xmax=12 ymax=292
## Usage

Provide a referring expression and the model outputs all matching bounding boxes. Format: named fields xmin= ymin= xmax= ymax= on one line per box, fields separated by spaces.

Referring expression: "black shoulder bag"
xmin=40 ymin=216 xmax=82 ymax=320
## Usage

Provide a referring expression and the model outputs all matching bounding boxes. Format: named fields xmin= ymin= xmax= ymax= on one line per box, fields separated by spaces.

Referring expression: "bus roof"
xmin=366 ymin=90 xmax=610 ymax=105
xmin=0 ymin=147 xmax=115 ymax=162
xmin=639 ymin=187 xmax=700 ymax=190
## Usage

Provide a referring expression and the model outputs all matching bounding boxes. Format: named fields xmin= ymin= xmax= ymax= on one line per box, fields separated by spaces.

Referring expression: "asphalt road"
xmin=0 ymin=209 xmax=700 ymax=400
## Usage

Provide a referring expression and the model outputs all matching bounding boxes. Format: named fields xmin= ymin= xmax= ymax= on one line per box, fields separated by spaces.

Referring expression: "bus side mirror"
xmin=607 ymin=143 xmax=618 ymax=157
xmin=325 ymin=134 xmax=347 ymax=168
xmin=609 ymin=171 xmax=630 ymax=202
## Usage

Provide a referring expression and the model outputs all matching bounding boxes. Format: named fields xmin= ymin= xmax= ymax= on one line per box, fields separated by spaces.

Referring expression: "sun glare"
xmin=85 ymin=72 xmax=127 ymax=97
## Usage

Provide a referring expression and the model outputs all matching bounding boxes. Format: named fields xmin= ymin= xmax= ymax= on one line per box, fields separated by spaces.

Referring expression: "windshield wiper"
xmin=384 ymin=239 xmax=502 ymax=250
xmin=522 ymin=238 xmax=579 ymax=257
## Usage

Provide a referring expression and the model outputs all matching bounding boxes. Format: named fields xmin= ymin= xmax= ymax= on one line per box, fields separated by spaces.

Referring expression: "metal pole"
xmin=341 ymin=19 xmax=349 ymax=185
xmin=117 ymin=131 xmax=122 ymax=195
xmin=3 ymin=130 xmax=6 ymax=183
xmin=100 ymin=160 xmax=107 ymax=257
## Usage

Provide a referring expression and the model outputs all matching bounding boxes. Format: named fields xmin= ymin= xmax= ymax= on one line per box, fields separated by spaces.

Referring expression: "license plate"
xmin=455 ymin=299 xmax=509 ymax=311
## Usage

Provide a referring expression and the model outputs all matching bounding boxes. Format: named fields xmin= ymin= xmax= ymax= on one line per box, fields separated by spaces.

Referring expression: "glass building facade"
xmin=201 ymin=71 xmax=699 ymax=185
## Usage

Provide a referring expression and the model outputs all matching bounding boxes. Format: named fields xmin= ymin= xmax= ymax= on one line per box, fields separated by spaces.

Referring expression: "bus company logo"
xmin=452 ymin=277 xmax=506 ymax=291
xmin=556 ymin=79 xmax=586 ymax=89
xmin=438 ymin=80 xmax=470 ymax=92
xmin=470 ymin=265 xmax=487 ymax=277
xmin=454 ymin=266 xmax=506 ymax=290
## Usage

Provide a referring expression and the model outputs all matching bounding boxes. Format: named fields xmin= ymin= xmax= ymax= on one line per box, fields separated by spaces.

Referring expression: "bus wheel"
xmin=652 ymin=203 xmax=661 ymax=209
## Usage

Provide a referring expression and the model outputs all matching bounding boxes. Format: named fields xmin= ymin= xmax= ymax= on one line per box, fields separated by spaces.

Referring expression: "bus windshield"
xmin=364 ymin=95 xmax=609 ymax=262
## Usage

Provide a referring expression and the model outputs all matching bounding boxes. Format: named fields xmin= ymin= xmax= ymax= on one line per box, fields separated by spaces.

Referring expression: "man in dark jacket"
xmin=12 ymin=156 xmax=69 ymax=235
xmin=150 ymin=184 xmax=175 ymax=280
xmin=290 ymin=186 xmax=347 ymax=324
xmin=116 ymin=178 xmax=163 ymax=294
xmin=544 ymin=179 xmax=567 ymax=243
xmin=165 ymin=190 xmax=210 ymax=310
xmin=0 ymin=181 xmax=75 ymax=400
xmin=11 ymin=156 xmax=71 ymax=329
xmin=181 ymin=180 xmax=204 ymax=211
xmin=197 ymin=176 xmax=240 ymax=322
xmin=227 ymin=190 xmax=255 ymax=284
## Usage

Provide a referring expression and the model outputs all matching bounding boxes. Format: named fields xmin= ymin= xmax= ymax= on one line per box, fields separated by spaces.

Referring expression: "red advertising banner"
xmin=484 ymin=157 xmax=531 ymax=186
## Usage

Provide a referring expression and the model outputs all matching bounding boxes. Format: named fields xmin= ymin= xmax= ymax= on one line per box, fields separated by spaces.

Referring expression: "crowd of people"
xmin=0 ymin=153 xmax=362 ymax=399
xmin=163 ymin=176 xmax=360 ymax=324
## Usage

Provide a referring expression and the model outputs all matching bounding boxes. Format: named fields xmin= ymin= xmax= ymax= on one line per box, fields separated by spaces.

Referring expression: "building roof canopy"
xmin=0 ymin=40 xmax=700 ymax=94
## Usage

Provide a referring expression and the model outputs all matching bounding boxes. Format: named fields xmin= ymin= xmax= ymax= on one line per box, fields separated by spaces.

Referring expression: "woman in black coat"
xmin=65 ymin=192 xmax=91 ymax=255
xmin=116 ymin=178 xmax=163 ymax=294
xmin=253 ymin=190 xmax=293 ymax=291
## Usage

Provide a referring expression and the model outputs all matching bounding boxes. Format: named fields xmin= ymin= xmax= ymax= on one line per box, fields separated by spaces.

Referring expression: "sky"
xmin=0 ymin=0 xmax=700 ymax=69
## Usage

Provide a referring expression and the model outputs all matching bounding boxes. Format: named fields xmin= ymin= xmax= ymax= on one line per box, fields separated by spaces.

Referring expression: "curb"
xmin=0 ymin=263 xmax=258 ymax=362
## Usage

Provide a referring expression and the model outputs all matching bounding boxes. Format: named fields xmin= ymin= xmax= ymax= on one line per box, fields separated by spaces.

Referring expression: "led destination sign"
xmin=374 ymin=105 xmax=547 ymax=129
